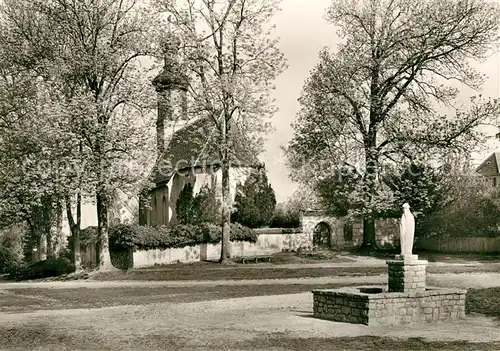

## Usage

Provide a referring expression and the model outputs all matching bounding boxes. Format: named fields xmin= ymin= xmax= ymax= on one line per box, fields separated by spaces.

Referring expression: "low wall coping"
xmin=253 ymin=228 xmax=302 ymax=234
xmin=386 ymin=259 xmax=428 ymax=266
xmin=312 ymin=286 xmax=467 ymax=300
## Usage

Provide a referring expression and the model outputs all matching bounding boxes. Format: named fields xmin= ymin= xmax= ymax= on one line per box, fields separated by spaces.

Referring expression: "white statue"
xmin=399 ymin=203 xmax=415 ymax=256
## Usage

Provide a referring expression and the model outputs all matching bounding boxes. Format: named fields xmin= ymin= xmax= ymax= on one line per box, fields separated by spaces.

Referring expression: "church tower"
xmin=138 ymin=33 xmax=189 ymax=226
xmin=152 ymin=33 xmax=189 ymax=158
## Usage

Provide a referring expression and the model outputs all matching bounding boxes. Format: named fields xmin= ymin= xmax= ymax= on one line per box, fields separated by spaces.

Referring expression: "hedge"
xmin=253 ymin=227 xmax=302 ymax=234
xmin=13 ymin=258 xmax=75 ymax=280
xmin=0 ymin=246 xmax=21 ymax=275
xmin=109 ymin=222 xmax=258 ymax=251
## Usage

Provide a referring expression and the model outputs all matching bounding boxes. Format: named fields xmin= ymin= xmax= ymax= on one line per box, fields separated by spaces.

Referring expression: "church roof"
xmin=153 ymin=117 xmax=261 ymax=184
xmin=476 ymin=151 xmax=500 ymax=176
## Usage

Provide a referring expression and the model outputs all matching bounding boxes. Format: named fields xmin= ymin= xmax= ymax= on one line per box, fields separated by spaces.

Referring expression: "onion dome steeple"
xmin=152 ymin=33 xmax=189 ymax=92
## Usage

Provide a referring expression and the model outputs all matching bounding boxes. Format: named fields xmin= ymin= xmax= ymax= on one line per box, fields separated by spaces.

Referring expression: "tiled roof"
xmin=153 ymin=117 xmax=261 ymax=184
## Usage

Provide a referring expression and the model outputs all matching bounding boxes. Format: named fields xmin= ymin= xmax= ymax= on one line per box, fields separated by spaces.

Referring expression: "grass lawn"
xmin=93 ymin=262 xmax=500 ymax=282
xmin=5 ymin=251 xmax=500 ymax=284
xmin=466 ymin=287 xmax=500 ymax=319
xmin=95 ymin=266 xmax=384 ymax=281
xmin=239 ymin=336 xmax=500 ymax=351
xmin=0 ymin=283 xmax=352 ymax=311
xmin=1 ymin=326 xmax=499 ymax=351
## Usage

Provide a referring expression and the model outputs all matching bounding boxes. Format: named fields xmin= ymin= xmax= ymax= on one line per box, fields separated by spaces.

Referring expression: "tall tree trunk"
xmin=219 ymin=113 xmax=231 ymax=264
xmin=219 ymin=160 xmax=231 ymax=263
xmin=42 ymin=196 xmax=55 ymax=259
xmin=359 ymin=61 xmax=381 ymax=251
xmin=66 ymin=193 xmax=82 ymax=271
xmin=45 ymin=233 xmax=53 ymax=259
xmin=25 ymin=220 xmax=38 ymax=263
xmin=38 ymin=233 xmax=47 ymax=261
xmin=31 ymin=234 xmax=40 ymax=263
xmin=45 ymin=223 xmax=55 ymax=259
xmin=361 ymin=217 xmax=376 ymax=249
xmin=53 ymin=200 xmax=63 ymax=258
xmin=96 ymin=189 xmax=114 ymax=270
xmin=360 ymin=141 xmax=378 ymax=250
xmin=75 ymin=193 xmax=82 ymax=270
xmin=94 ymin=121 xmax=115 ymax=270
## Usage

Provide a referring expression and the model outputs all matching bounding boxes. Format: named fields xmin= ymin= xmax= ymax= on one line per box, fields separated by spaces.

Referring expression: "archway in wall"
xmin=313 ymin=222 xmax=331 ymax=249
xmin=301 ymin=211 xmax=338 ymax=250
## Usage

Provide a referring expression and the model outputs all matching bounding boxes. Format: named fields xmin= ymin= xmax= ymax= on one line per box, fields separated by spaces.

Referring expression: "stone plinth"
xmin=387 ymin=257 xmax=428 ymax=294
xmin=312 ymin=286 xmax=466 ymax=326
xmin=394 ymin=254 xmax=419 ymax=261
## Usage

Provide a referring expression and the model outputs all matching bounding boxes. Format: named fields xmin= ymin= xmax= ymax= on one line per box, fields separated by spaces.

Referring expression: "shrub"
xmin=269 ymin=207 xmax=301 ymax=228
xmin=168 ymin=224 xmax=205 ymax=248
xmin=110 ymin=224 xmax=140 ymax=250
xmin=200 ymin=223 xmax=222 ymax=243
xmin=229 ymin=223 xmax=258 ymax=243
xmin=110 ymin=248 xmax=133 ymax=270
xmin=417 ymin=175 xmax=500 ymax=238
xmin=80 ymin=226 xmax=99 ymax=244
xmin=0 ymin=223 xmax=26 ymax=260
xmin=0 ymin=246 xmax=21 ymax=275
xmin=175 ymin=184 xmax=221 ymax=225
xmin=254 ymin=227 xmax=301 ymax=234
xmin=232 ymin=168 xmax=276 ymax=228
xmin=109 ymin=223 xmax=258 ymax=251
xmin=176 ymin=183 xmax=197 ymax=224
xmin=193 ymin=185 xmax=221 ymax=224
xmin=16 ymin=257 xmax=75 ymax=280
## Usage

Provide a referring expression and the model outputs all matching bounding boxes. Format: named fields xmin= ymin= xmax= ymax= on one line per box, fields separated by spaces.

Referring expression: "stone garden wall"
xmin=132 ymin=230 xmax=311 ymax=268
xmin=133 ymin=246 xmax=200 ymax=268
xmin=131 ymin=214 xmax=401 ymax=268
xmin=301 ymin=211 xmax=399 ymax=250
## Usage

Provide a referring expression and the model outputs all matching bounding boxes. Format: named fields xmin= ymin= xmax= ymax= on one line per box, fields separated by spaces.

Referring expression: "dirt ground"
xmin=1 ymin=272 xmax=500 ymax=350
xmin=2 ymin=292 xmax=500 ymax=348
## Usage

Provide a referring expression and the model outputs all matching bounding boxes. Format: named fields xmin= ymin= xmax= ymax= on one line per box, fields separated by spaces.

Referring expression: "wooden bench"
xmin=237 ymin=255 xmax=273 ymax=264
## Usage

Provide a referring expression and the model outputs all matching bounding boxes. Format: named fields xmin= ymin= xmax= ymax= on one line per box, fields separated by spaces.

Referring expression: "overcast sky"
xmin=263 ymin=0 xmax=500 ymax=203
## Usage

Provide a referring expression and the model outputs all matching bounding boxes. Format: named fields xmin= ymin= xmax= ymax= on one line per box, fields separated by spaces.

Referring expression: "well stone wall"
xmin=313 ymin=287 xmax=466 ymax=326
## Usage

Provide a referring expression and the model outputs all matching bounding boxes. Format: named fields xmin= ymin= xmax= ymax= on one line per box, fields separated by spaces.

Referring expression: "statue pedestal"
xmin=387 ymin=255 xmax=428 ymax=294
xmin=394 ymin=254 xmax=419 ymax=261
